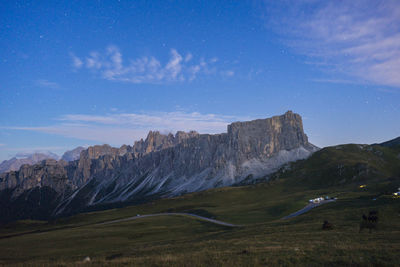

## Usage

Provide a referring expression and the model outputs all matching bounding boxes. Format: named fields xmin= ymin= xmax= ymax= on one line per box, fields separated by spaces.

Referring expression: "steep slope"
xmin=0 ymin=111 xmax=318 ymax=220
xmin=0 ymin=159 xmax=72 ymax=222
xmin=55 ymin=111 xmax=317 ymax=215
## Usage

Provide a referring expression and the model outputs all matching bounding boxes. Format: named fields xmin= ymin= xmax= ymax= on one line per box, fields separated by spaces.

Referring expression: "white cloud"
xmin=70 ymin=53 xmax=83 ymax=68
xmin=0 ymin=146 xmax=73 ymax=162
xmin=265 ymin=0 xmax=400 ymax=88
xmin=165 ymin=49 xmax=183 ymax=80
xmin=7 ymin=125 xmax=146 ymax=146
xmin=185 ymin=53 xmax=193 ymax=62
xmin=309 ymin=78 xmax=362 ymax=85
xmin=35 ymin=79 xmax=59 ymax=89
xmin=221 ymin=70 xmax=235 ymax=77
xmin=1 ymin=146 xmax=69 ymax=154
xmin=0 ymin=143 xmax=5 ymax=147
xmin=3 ymin=112 xmax=252 ymax=146
xmin=71 ymin=46 xmax=222 ymax=84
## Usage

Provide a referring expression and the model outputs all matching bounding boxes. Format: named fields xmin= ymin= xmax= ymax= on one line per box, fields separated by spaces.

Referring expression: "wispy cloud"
xmin=0 ymin=146 xmax=72 ymax=162
xmin=309 ymin=78 xmax=362 ymax=85
xmin=35 ymin=79 xmax=60 ymax=89
xmin=264 ymin=0 xmax=400 ymax=88
xmin=71 ymin=46 xmax=224 ymax=84
xmin=70 ymin=53 xmax=83 ymax=68
xmin=1 ymin=146 xmax=70 ymax=153
xmin=0 ymin=144 xmax=5 ymax=147
xmin=3 ymin=112 xmax=252 ymax=146
xmin=221 ymin=70 xmax=235 ymax=77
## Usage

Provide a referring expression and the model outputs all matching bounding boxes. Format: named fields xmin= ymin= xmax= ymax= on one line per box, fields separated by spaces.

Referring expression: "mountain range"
xmin=0 ymin=111 xmax=320 ymax=221
xmin=0 ymin=152 xmax=59 ymax=174
xmin=0 ymin=147 xmax=87 ymax=175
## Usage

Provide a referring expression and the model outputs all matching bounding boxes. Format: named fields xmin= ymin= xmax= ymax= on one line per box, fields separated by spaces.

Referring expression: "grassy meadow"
xmin=0 ymin=144 xmax=399 ymax=266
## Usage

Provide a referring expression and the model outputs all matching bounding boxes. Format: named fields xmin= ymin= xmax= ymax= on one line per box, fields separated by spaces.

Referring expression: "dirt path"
xmin=282 ymin=199 xmax=336 ymax=220
xmin=97 ymin=212 xmax=242 ymax=227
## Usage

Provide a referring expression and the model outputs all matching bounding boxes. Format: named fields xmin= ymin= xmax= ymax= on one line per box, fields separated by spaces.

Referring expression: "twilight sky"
xmin=1 ymin=0 xmax=399 ymax=161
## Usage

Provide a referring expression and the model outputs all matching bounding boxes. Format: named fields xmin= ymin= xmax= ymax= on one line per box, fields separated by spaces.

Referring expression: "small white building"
xmin=309 ymin=197 xmax=324 ymax=203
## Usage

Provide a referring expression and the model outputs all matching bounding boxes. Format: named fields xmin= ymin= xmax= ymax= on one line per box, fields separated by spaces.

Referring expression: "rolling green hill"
xmin=0 ymin=143 xmax=399 ymax=266
xmin=270 ymin=143 xmax=400 ymax=191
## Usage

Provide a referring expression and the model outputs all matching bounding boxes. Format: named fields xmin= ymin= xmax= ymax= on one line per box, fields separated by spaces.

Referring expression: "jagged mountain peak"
xmin=0 ymin=111 xmax=318 ymax=221
xmin=133 ymin=130 xmax=200 ymax=156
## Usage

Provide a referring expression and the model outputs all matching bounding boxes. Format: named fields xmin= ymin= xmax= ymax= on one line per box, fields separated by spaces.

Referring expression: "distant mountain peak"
xmin=0 ymin=152 xmax=60 ymax=174
xmin=61 ymin=146 xmax=86 ymax=162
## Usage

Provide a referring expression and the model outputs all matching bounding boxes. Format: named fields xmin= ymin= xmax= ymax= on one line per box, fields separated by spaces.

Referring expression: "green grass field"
xmin=0 ymin=144 xmax=399 ymax=266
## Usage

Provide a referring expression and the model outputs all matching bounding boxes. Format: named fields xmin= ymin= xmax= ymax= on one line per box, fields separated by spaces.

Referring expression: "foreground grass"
xmin=0 ymin=176 xmax=399 ymax=266
xmin=1 ymin=211 xmax=399 ymax=266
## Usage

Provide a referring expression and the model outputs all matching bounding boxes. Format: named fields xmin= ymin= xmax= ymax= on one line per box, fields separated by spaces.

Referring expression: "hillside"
xmin=269 ymin=143 xmax=400 ymax=192
xmin=379 ymin=136 xmax=400 ymax=148
xmin=0 ymin=141 xmax=399 ymax=266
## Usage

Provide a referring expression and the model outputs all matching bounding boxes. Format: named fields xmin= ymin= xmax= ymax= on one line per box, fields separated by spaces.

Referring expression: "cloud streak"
xmin=72 ymin=46 xmax=226 ymax=84
xmin=35 ymin=79 xmax=60 ymax=89
xmin=265 ymin=0 xmax=400 ymax=88
xmin=3 ymin=112 xmax=252 ymax=146
xmin=1 ymin=146 xmax=70 ymax=159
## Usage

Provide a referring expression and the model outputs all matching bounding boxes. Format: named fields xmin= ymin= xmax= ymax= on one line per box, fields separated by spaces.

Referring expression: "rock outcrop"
xmin=0 ymin=159 xmax=70 ymax=196
xmin=0 ymin=111 xmax=318 ymax=221
xmin=132 ymin=130 xmax=199 ymax=156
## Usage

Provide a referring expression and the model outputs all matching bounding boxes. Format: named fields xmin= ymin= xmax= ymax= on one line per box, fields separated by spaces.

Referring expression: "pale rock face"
xmin=0 ymin=159 xmax=70 ymax=198
xmin=61 ymin=147 xmax=85 ymax=162
xmin=132 ymin=130 xmax=199 ymax=156
xmin=228 ymin=111 xmax=308 ymax=157
xmin=0 ymin=111 xmax=319 ymax=218
xmin=68 ymin=144 xmax=124 ymax=188
xmin=81 ymin=144 xmax=120 ymax=159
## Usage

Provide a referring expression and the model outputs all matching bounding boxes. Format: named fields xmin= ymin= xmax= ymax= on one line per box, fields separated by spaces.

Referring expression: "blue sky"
xmin=1 ymin=0 xmax=399 ymax=161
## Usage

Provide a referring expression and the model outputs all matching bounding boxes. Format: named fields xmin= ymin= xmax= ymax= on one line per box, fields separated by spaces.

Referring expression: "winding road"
xmin=98 ymin=199 xmax=337 ymax=227
xmin=96 ymin=212 xmax=242 ymax=227
xmin=281 ymin=199 xmax=336 ymax=220
xmin=1 ymin=200 xmax=335 ymax=241
xmin=0 ymin=213 xmax=240 ymax=240
xmin=0 ymin=199 xmax=337 ymax=241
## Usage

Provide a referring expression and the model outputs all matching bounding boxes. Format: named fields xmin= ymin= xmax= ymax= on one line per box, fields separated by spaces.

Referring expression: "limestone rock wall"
xmin=0 ymin=111 xmax=318 ymax=218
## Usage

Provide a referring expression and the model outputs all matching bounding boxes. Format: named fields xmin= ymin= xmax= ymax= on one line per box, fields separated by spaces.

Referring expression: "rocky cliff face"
xmin=0 ymin=111 xmax=318 ymax=221
xmin=228 ymin=111 xmax=309 ymax=157
xmin=132 ymin=130 xmax=199 ymax=156
xmin=0 ymin=159 xmax=70 ymax=196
